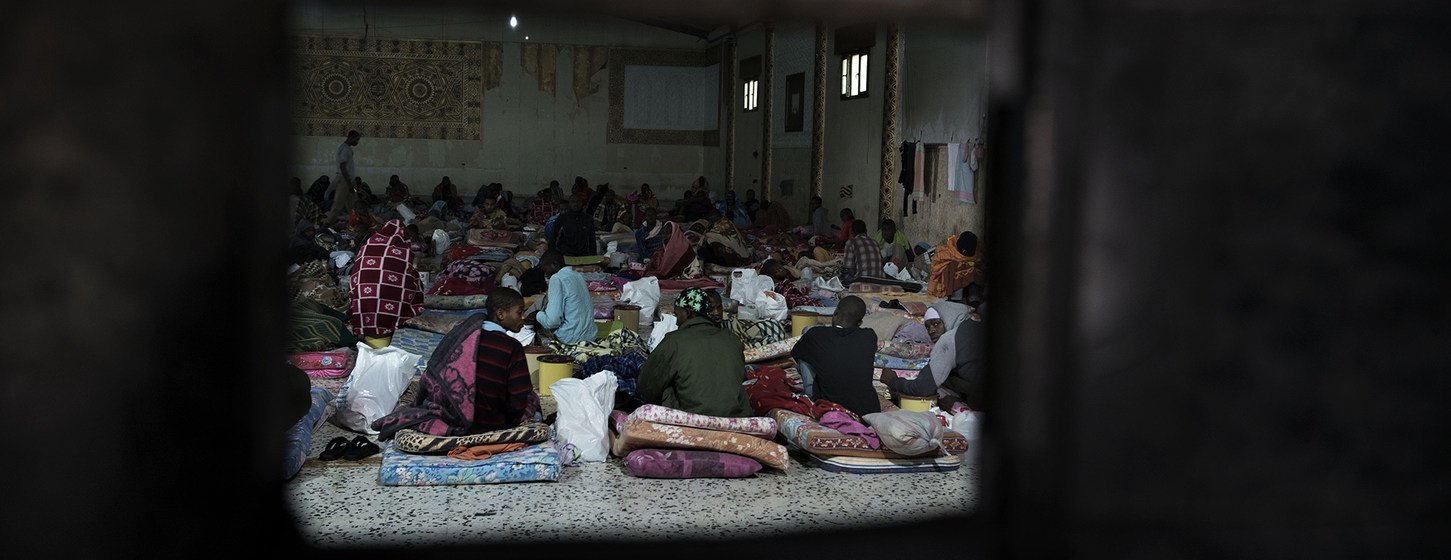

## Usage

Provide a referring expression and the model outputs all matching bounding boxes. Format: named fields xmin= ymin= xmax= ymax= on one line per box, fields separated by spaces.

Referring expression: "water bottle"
xmin=801 ymin=267 xmax=814 ymax=283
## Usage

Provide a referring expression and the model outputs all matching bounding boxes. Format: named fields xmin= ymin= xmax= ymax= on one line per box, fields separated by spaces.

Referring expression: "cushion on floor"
xmin=611 ymin=417 xmax=790 ymax=471
xmin=743 ymin=336 xmax=800 ymax=364
xmin=623 ymin=449 xmax=763 ymax=479
xmin=403 ymin=311 xmax=482 ymax=335
xmin=808 ymin=452 xmax=961 ymax=474
xmin=771 ymin=408 xmax=968 ymax=459
xmin=391 ymin=424 xmax=552 ymax=454
xmin=378 ymin=441 xmax=561 ymax=485
xmin=628 ymin=404 xmax=778 ymax=438
xmin=286 ymin=348 xmax=356 ymax=379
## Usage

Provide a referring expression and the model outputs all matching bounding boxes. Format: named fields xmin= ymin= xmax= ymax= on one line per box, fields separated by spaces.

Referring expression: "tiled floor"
xmin=286 ymin=418 xmax=978 ymax=549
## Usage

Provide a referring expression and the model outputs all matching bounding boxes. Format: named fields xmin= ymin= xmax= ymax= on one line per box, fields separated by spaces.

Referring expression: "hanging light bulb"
xmin=509 ymin=16 xmax=518 ymax=28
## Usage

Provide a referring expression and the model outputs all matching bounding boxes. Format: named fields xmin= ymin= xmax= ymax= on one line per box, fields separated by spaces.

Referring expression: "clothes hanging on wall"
xmin=899 ymin=141 xmax=916 ymax=217
xmin=911 ymin=142 xmax=925 ymax=215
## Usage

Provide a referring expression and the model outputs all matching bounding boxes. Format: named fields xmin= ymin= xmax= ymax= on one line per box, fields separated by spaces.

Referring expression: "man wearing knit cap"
xmin=637 ymin=288 xmax=755 ymax=417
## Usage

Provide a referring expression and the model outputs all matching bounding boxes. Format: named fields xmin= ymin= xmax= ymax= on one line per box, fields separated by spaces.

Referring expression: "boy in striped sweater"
xmin=473 ymin=287 xmax=540 ymax=431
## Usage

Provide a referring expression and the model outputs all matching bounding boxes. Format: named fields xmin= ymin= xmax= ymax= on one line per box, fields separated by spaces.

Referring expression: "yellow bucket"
xmin=614 ymin=304 xmax=642 ymax=333
xmin=790 ymin=310 xmax=820 ymax=338
xmin=523 ymin=345 xmax=551 ymax=389
xmin=897 ymin=394 xmax=935 ymax=413
xmin=537 ymin=354 xmax=574 ymax=396
xmin=362 ymin=335 xmax=392 ymax=349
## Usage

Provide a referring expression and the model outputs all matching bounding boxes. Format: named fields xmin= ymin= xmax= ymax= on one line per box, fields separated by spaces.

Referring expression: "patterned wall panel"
xmin=290 ymin=36 xmax=483 ymax=140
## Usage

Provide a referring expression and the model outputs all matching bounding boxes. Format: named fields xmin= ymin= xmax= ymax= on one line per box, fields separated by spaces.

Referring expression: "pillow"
xmin=859 ymin=311 xmax=908 ymax=342
xmin=891 ymin=321 xmax=932 ymax=344
xmin=285 ymin=348 xmax=356 ymax=378
xmin=624 ymin=449 xmax=763 ymax=479
xmin=404 ymin=311 xmax=481 ymax=335
xmin=876 ymin=339 xmax=934 ymax=359
xmin=629 ymin=404 xmax=778 ymax=438
xmin=743 ymin=336 xmax=800 ymax=363
xmin=423 ymin=294 xmax=489 ymax=310
xmin=391 ymin=424 xmax=552 ymax=455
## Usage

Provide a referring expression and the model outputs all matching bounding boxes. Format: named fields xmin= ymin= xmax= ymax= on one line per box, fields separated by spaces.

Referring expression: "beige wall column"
xmin=810 ymin=22 xmax=828 ymax=203
xmin=761 ymin=23 xmax=776 ymax=201
xmin=880 ymin=24 xmax=903 ymax=221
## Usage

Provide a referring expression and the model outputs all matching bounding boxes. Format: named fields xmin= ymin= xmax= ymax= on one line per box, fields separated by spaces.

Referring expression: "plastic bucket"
xmin=537 ymin=354 xmax=574 ymax=396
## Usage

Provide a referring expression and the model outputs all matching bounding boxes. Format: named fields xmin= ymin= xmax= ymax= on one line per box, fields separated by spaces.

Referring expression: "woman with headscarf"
xmin=636 ymin=287 xmax=755 ymax=417
xmin=348 ymin=219 xmax=425 ymax=347
xmin=879 ymin=300 xmax=984 ymax=409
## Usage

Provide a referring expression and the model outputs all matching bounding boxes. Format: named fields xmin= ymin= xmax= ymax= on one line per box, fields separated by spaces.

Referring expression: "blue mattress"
xmin=378 ymin=441 xmax=563 ymax=486
xmin=284 ymin=387 xmax=334 ymax=480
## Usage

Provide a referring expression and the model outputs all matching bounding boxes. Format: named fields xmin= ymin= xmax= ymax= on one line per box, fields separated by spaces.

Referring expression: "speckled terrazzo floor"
xmin=287 ymin=416 xmax=978 ymax=548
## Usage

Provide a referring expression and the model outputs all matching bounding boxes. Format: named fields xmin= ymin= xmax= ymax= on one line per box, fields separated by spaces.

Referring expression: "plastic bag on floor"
xmin=334 ymin=343 xmax=422 ymax=435
xmin=552 ymin=371 xmax=618 ymax=463
xmin=729 ymin=268 xmax=773 ymax=304
xmin=621 ymin=276 xmax=661 ymax=327
xmin=431 ymin=229 xmax=450 ymax=256
xmin=862 ymin=410 xmax=945 ymax=457
xmin=648 ymin=312 xmax=678 ymax=351
xmin=755 ymin=290 xmax=789 ymax=321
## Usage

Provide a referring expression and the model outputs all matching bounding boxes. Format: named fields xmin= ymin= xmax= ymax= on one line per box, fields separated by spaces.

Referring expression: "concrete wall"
xmin=898 ymin=24 xmax=991 ymax=248
xmin=820 ymin=26 xmax=888 ymax=233
xmin=287 ymin=1 xmax=719 ymax=201
xmin=769 ymin=22 xmax=817 ymax=225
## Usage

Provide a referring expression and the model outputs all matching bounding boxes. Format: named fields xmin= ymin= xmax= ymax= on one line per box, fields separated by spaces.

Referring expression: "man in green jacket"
xmin=637 ymin=288 xmax=755 ymax=417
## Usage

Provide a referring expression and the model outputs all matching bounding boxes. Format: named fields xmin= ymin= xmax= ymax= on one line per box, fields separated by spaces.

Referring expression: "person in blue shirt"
xmin=527 ymin=249 xmax=598 ymax=344
xmin=716 ymin=190 xmax=752 ymax=227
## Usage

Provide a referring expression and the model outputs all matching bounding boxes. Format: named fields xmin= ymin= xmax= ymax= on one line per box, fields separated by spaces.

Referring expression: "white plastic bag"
xmin=648 ymin=312 xmax=678 ymax=350
xmin=431 ymin=229 xmax=450 ymax=255
xmin=396 ymin=203 xmax=417 ymax=225
xmin=500 ymin=272 xmax=520 ymax=292
xmin=755 ymin=290 xmax=789 ymax=321
xmin=551 ymin=371 xmax=618 ymax=462
xmin=621 ymin=276 xmax=661 ymax=327
xmin=863 ymin=410 xmax=945 ymax=457
xmin=333 ymin=343 xmax=422 ymax=435
xmin=813 ymin=276 xmax=845 ymax=292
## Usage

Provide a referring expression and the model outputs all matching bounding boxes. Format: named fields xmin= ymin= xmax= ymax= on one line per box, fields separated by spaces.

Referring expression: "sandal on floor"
xmin=342 ymin=435 xmax=381 ymax=461
xmin=318 ymin=436 xmax=351 ymax=461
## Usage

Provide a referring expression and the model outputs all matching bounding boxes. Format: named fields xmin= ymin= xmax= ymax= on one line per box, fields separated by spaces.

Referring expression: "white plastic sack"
xmin=863 ymin=410 xmax=945 ymax=457
xmin=813 ymin=276 xmax=845 ymax=292
xmin=329 ymin=250 xmax=354 ymax=270
xmin=500 ymin=272 xmax=520 ymax=292
xmin=730 ymin=269 xmax=775 ymax=305
xmin=431 ymin=229 xmax=450 ymax=255
xmin=754 ymin=290 xmax=789 ymax=321
xmin=883 ymin=262 xmax=915 ymax=282
xmin=334 ymin=343 xmax=422 ymax=435
xmin=396 ymin=203 xmax=417 ymax=225
xmin=621 ymin=276 xmax=661 ymax=327
xmin=552 ymin=371 xmax=618 ymax=462
xmin=648 ymin=312 xmax=678 ymax=351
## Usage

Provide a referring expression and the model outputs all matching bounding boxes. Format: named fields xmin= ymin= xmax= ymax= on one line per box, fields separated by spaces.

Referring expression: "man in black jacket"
xmin=548 ymin=198 xmax=597 ymax=257
xmin=789 ymin=295 xmax=881 ymax=416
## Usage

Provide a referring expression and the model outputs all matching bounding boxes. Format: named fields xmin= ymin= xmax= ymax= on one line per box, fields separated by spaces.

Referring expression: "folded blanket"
xmin=548 ymin=328 xmax=648 ymax=363
xmin=379 ymin=441 xmax=561 ymax=485
xmin=876 ymin=340 xmax=934 ymax=359
xmin=404 ymin=311 xmax=481 ymax=335
xmin=744 ymin=336 xmax=800 ymax=364
xmin=422 ymin=294 xmax=488 ymax=310
xmin=611 ymin=417 xmax=789 ymax=471
xmin=392 ymin=424 xmax=552 ymax=454
xmin=628 ymin=404 xmax=778 ymax=438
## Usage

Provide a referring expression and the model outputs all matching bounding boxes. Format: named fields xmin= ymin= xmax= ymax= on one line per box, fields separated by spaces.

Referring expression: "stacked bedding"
xmin=378 ymin=441 xmax=562 ymax=486
xmin=770 ymin=408 xmax=968 ymax=473
xmin=609 ymin=406 xmax=789 ymax=475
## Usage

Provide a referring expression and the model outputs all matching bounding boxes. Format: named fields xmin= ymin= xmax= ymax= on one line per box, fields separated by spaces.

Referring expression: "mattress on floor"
xmin=808 ymin=452 xmax=961 ymax=474
xmin=874 ymin=354 xmax=930 ymax=371
xmin=611 ymin=417 xmax=790 ymax=471
xmin=389 ymin=328 xmax=445 ymax=371
xmin=378 ymin=441 xmax=562 ymax=486
xmin=771 ymin=408 xmax=969 ymax=459
xmin=422 ymin=294 xmax=489 ymax=310
xmin=285 ymin=387 xmax=334 ymax=480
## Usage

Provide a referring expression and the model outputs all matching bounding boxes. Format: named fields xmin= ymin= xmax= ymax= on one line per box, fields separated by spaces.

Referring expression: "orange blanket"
xmin=928 ymin=234 xmax=982 ymax=298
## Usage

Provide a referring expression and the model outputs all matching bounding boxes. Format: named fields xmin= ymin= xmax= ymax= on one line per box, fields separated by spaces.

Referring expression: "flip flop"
xmin=342 ymin=435 xmax=381 ymax=461
xmin=318 ymin=436 xmax=350 ymax=461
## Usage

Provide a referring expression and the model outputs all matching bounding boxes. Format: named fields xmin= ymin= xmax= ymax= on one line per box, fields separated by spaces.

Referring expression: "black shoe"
xmin=342 ymin=435 xmax=381 ymax=461
xmin=318 ymin=436 xmax=350 ymax=461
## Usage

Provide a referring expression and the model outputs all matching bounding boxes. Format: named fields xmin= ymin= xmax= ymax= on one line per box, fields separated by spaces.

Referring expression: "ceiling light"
xmin=525 ymin=35 xmax=530 ymax=40
xmin=509 ymin=16 xmax=518 ymax=28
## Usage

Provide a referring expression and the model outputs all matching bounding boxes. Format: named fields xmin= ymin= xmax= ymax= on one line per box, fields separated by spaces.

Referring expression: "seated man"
xmin=880 ymin=300 xmax=985 ymax=410
xmin=789 ymin=296 xmax=881 ymax=416
xmin=547 ymin=198 xmax=597 ymax=257
xmin=839 ymin=219 xmax=884 ymax=284
xmin=473 ymin=287 xmax=540 ymax=431
xmin=468 ymin=195 xmax=511 ymax=230
xmin=528 ymin=250 xmax=598 ymax=344
xmin=872 ymin=218 xmax=914 ymax=265
xmin=637 ymin=288 xmax=755 ymax=417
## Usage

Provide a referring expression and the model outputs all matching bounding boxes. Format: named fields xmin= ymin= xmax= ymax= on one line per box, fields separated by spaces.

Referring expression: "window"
xmin=841 ymin=52 xmax=868 ymax=99
xmin=743 ymin=79 xmax=759 ymax=111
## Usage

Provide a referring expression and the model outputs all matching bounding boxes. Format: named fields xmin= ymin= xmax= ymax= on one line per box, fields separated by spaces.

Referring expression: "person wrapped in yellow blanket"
xmin=928 ymin=231 xmax=983 ymax=299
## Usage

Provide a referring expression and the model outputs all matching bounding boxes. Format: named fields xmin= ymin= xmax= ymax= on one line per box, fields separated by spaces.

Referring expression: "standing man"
xmin=326 ymin=130 xmax=361 ymax=222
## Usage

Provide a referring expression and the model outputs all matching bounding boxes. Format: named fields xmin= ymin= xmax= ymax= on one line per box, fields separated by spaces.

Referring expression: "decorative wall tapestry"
xmin=521 ymin=43 xmax=562 ymax=97
xmin=572 ymin=45 xmax=610 ymax=105
xmin=483 ymin=42 xmax=504 ymax=91
xmin=290 ymin=36 xmax=483 ymax=140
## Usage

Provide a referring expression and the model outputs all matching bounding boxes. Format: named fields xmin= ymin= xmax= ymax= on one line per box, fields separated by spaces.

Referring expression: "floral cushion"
xmin=623 ymin=449 xmax=763 ymax=479
xmin=611 ymin=417 xmax=790 ymax=471
xmin=423 ymin=294 xmax=489 ymax=310
xmin=743 ymin=336 xmax=800 ymax=364
xmin=378 ymin=441 xmax=561 ymax=485
xmin=770 ymin=408 xmax=968 ymax=459
xmin=403 ymin=311 xmax=482 ymax=335
xmin=629 ymin=404 xmax=778 ymax=438
xmin=391 ymin=424 xmax=552 ymax=454
xmin=876 ymin=340 xmax=934 ymax=359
